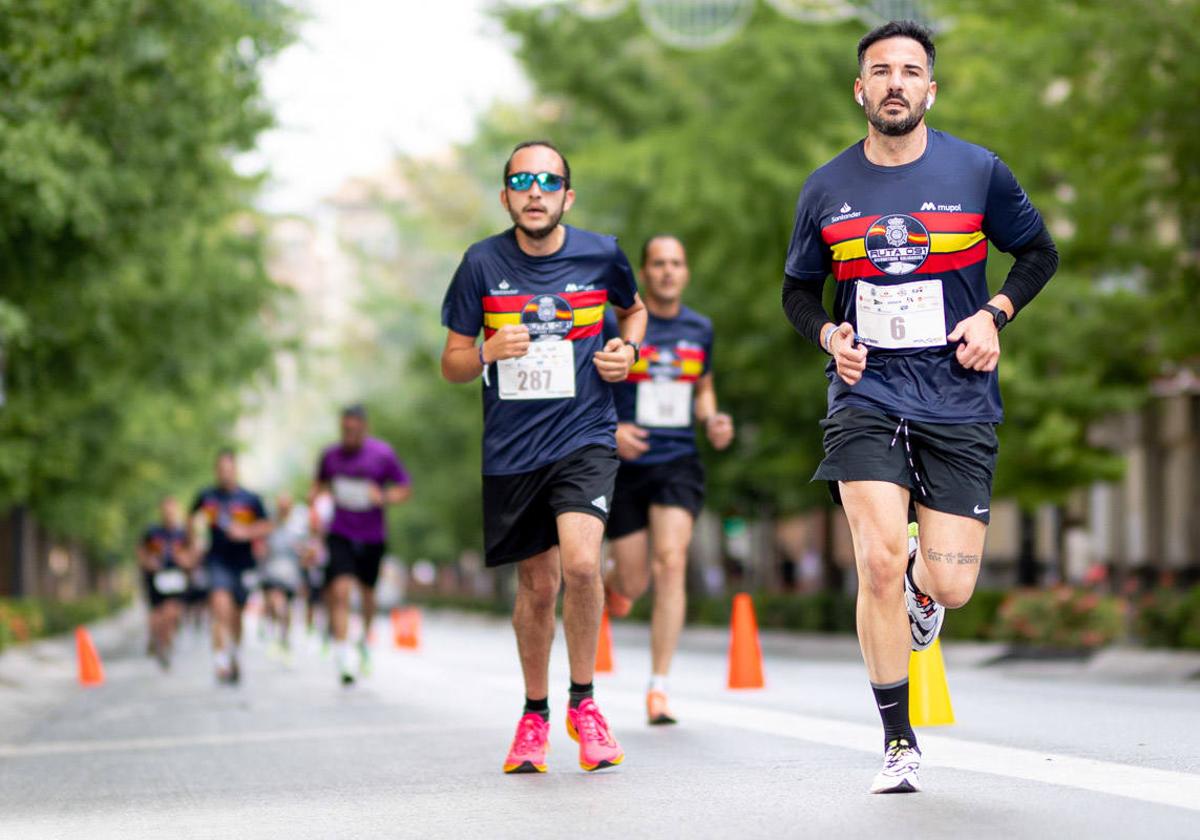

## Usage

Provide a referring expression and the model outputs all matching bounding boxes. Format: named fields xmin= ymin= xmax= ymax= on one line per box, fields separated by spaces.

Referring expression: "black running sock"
xmin=523 ymin=696 xmax=549 ymax=721
xmin=871 ymin=679 xmax=918 ymax=750
xmin=568 ymin=681 xmax=594 ymax=709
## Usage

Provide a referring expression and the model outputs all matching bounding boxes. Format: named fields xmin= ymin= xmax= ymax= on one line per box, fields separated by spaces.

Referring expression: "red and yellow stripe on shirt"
xmin=481 ymin=289 xmax=607 ymax=341
xmin=823 ymin=212 xmax=986 ymax=281
xmin=626 ymin=344 xmax=707 ymax=384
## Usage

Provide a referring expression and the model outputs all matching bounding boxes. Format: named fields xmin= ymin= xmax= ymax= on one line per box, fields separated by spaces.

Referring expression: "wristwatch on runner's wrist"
xmin=625 ymin=341 xmax=640 ymax=364
xmin=981 ymin=304 xmax=1008 ymax=332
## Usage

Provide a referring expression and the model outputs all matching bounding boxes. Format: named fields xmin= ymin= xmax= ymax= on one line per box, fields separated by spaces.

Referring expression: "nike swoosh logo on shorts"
xmin=879 ymin=702 xmax=899 ymax=709
xmin=973 ymin=505 xmax=989 ymax=514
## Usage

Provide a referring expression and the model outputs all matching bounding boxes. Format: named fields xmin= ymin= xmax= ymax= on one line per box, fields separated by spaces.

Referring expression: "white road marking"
xmin=659 ymin=693 xmax=1200 ymax=813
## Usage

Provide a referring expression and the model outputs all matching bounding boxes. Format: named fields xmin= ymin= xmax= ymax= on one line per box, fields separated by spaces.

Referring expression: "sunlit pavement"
xmin=1 ymin=606 xmax=1198 ymax=839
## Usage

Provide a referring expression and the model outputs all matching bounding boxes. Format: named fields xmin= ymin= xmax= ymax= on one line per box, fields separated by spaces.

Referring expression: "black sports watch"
xmin=981 ymin=304 xmax=1008 ymax=332
xmin=626 ymin=341 xmax=641 ymax=364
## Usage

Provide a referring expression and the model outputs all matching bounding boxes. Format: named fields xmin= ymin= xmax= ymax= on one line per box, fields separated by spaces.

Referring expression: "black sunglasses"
xmin=505 ymin=171 xmax=567 ymax=192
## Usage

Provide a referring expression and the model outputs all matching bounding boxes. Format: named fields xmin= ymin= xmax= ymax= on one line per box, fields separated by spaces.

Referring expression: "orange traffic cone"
xmin=389 ymin=607 xmax=402 ymax=642
xmin=394 ymin=607 xmax=421 ymax=650
xmin=595 ymin=609 xmax=614 ymax=673
xmin=76 ymin=627 xmax=105 ymax=687
xmin=727 ymin=593 xmax=764 ymax=689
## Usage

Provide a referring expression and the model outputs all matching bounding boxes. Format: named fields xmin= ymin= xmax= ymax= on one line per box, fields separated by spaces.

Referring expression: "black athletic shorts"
xmin=813 ymin=407 xmax=998 ymax=524
xmin=606 ymin=453 xmax=706 ymax=540
xmin=326 ymin=533 xmax=386 ymax=588
xmin=142 ymin=570 xmax=184 ymax=609
xmin=305 ymin=565 xmax=327 ymax=605
xmin=483 ymin=444 xmax=619 ymax=568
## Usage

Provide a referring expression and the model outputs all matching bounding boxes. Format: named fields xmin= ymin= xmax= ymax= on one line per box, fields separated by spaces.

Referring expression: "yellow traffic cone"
xmin=908 ymin=637 xmax=954 ymax=726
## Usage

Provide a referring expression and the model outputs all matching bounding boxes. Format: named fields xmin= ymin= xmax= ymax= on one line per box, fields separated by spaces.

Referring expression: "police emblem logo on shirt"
xmin=865 ymin=213 xmax=930 ymax=275
xmin=521 ymin=294 xmax=574 ymax=340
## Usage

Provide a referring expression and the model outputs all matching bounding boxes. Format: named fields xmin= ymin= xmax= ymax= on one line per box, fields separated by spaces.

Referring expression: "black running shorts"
xmin=326 ymin=533 xmax=386 ymax=588
xmin=483 ymin=444 xmax=619 ymax=568
xmin=813 ymin=407 xmax=998 ymax=524
xmin=606 ymin=453 xmax=706 ymax=540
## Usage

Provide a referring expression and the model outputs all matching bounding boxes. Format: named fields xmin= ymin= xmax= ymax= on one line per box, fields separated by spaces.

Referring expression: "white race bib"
xmin=266 ymin=558 xmax=301 ymax=589
xmin=153 ymin=569 xmax=188 ymax=595
xmin=497 ymin=340 xmax=576 ymax=400
xmin=636 ymin=381 xmax=693 ymax=428
xmin=855 ymin=279 xmax=947 ymax=349
xmin=332 ymin=477 xmax=373 ymax=512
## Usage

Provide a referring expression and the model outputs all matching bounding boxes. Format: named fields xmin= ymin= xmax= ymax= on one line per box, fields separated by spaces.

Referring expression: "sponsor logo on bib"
xmin=865 ymin=214 xmax=930 ymax=276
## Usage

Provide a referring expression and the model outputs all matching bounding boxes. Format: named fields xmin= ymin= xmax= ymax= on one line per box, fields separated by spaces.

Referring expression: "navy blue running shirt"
xmin=141 ymin=525 xmax=187 ymax=569
xmin=190 ymin=486 xmax=267 ymax=570
xmin=604 ymin=306 xmax=713 ymax=465
xmin=785 ymin=129 xmax=1044 ymax=423
xmin=442 ymin=225 xmax=639 ymax=476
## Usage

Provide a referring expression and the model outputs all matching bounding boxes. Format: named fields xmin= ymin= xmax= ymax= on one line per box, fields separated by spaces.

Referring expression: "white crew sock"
xmin=649 ymin=675 xmax=669 ymax=694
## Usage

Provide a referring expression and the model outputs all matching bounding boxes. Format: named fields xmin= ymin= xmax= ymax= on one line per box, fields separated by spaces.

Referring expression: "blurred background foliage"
xmin=0 ymin=0 xmax=295 ymax=553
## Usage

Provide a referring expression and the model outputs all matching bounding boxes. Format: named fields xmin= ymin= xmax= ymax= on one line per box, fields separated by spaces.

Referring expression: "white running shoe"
xmin=904 ymin=524 xmax=944 ymax=651
xmin=870 ymin=738 xmax=922 ymax=794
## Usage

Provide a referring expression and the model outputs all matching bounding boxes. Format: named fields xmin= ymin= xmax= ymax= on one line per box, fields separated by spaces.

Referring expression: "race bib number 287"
xmin=497 ymin=340 xmax=576 ymax=400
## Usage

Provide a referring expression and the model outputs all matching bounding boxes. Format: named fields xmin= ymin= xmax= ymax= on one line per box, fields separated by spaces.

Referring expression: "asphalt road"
xmin=1 ymin=606 xmax=1198 ymax=839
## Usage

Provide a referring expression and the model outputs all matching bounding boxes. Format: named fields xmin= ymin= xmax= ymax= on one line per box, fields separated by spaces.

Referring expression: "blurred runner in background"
xmin=137 ymin=495 xmax=193 ymax=670
xmin=311 ymin=405 xmax=411 ymax=685
xmin=262 ymin=492 xmax=308 ymax=661
xmin=602 ymin=235 xmax=734 ymax=725
xmin=190 ymin=449 xmax=273 ymax=684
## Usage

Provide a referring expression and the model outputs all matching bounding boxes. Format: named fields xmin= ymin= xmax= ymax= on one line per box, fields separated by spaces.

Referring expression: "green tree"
xmin=0 ymin=0 xmax=294 ymax=557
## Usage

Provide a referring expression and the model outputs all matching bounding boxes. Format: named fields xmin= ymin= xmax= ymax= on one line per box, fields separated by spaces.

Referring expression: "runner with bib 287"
xmin=781 ymin=21 xmax=1058 ymax=794
xmin=441 ymin=140 xmax=646 ymax=775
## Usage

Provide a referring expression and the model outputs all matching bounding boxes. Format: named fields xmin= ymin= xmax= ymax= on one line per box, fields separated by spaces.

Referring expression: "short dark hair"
xmin=341 ymin=403 xmax=367 ymax=421
xmin=504 ymin=140 xmax=571 ymax=189
xmin=640 ymin=234 xmax=684 ymax=267
xmin=215 ymin=447 xmax=236 ymax=463
xmin=857 ymin=20 xmax=935 ymax=73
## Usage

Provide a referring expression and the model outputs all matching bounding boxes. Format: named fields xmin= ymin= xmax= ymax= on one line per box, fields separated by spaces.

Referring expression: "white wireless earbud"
xmin=925 ymin=94 xmax=934 ymax=110
xmin=856 ymin=92 xmax=864 ymax=106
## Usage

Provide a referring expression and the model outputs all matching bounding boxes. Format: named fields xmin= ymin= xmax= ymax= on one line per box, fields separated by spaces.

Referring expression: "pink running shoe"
xmin=565 ymin=698 xmax=624 ymax=772
xmin=503 ymin=713 xmax=549 ymax=774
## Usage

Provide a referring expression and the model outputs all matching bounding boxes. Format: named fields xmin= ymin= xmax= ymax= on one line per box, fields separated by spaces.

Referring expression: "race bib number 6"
xmin=498 ymin=340 xmax=576 ymax=400
xmin=855 ymin=279 xmax=947 ymax=349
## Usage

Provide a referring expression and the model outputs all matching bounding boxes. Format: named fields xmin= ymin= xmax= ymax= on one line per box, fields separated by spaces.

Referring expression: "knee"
xmin=651 ymin=548 xmax=687 ymax=585
xmin=858 ymin=543 xmax=906 ymax=600
xmin=519 ymin=570 xmax=561 ymax=611
xmin=561 ymin=555 xmax=601 ymax=590
xmin=927 ymin=579 xmax=975 ymax=610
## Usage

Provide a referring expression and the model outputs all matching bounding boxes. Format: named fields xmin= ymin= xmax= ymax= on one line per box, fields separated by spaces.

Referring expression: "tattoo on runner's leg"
xmin=925 ymin=550 xmax=981 ymax=566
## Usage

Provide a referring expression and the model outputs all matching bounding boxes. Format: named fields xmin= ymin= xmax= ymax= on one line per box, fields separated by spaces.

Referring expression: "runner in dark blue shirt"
xmin=600 ymin=235 xmax=733 ymax=725
xmin=189 ymin=449 xmax=271 ymax=684
xmin=441 ymin=140 xmax=646 ymax=776
xmin=137 ymin=495 xmax=193 ymax=670
xmin=780 ymin=22 xmax=1058 ymax=794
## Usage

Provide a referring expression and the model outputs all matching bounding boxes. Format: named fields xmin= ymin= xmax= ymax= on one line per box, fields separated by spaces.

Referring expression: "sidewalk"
xmin=0 ymin=605 xmax=144 ymax=735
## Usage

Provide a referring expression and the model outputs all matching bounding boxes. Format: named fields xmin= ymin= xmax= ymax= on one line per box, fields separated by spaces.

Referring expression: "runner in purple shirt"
xmin=310 ymin=405 xmax=412 ymax=685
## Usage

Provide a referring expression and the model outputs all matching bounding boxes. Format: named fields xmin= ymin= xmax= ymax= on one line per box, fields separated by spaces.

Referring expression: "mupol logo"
xmin=920 ymin=201 xmax=936 ymax=211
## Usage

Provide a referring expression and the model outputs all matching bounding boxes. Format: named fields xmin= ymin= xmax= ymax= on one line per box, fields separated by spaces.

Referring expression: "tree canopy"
xmin=0 ymin=0 xmax=294 ymax=554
